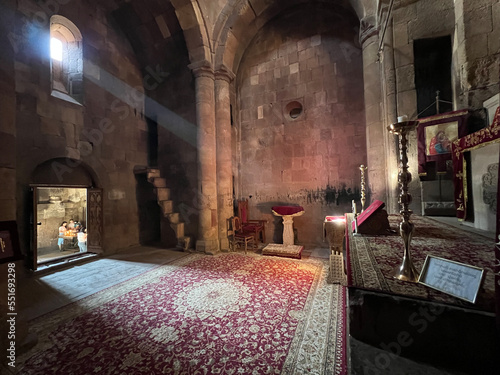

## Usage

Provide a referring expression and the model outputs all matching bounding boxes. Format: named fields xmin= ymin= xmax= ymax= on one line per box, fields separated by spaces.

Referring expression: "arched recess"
xmin=230 ymin=1 xmax=367 ymax=245
xmin=29 ymin=158 xmax=102 ymax=270
xmin=170 ymin=0 xmax=212 ymax=65
xmin=31 ymin=158 xmax=100 ymax=187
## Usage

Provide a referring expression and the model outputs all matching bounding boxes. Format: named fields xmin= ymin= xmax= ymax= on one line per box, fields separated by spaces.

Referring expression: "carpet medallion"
xmin=16 ymin=253 xmax=346 ymax=375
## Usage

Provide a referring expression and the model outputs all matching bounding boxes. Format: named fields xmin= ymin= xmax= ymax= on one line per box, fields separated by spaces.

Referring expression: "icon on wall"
xmin=0 ymin=221 xmax=22 ymax=264
xmin=425 ymin=121 xmax=458 ymax=156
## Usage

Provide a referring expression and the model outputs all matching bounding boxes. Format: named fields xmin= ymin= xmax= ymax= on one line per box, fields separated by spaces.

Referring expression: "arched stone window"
xmin=50 ymin=15 xmax=83 ymax=104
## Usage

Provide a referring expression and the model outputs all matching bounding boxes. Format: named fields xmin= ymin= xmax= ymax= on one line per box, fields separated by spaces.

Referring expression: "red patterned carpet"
xmin=16 ymin=253 xmax=346 ymax=375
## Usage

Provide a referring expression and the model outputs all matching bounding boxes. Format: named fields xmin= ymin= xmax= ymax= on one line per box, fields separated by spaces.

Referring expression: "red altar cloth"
xmin=325 ymin=216 xmax=345 ymax=222
xmin=350 ymin=199 xmax=385 ymax=232
xmin=271 ymin=206 xmax=304 ymax=216
xmin=451 ymin=106 xmax=500 ymax=221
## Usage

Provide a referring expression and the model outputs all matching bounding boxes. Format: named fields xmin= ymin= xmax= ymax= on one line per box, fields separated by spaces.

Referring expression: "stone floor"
xmin=37 ymin=248 xmax=83 ymax=264
xmin=19 ymin=246 xmax=188 ymax=321
xmin=432 ymin=216 xmax=496 ymax=240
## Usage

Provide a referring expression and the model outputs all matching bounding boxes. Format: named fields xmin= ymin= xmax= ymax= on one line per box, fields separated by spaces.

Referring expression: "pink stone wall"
xmin=236 ymin=8 xmax=366 ymax=245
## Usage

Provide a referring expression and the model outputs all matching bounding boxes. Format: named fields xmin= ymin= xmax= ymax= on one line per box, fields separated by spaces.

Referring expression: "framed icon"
xmin=0 ymin=221 xmax=23 ymax=264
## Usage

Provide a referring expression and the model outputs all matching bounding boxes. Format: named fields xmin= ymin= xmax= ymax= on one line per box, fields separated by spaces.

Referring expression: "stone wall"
xmin=151 ymin=41 xmax=199 ymax=241
xmin=236 ymin=7 xmax=366 ymax=245
xmin=382 ymin=0 xmax=500 ymax=217
xmin=11 ymin=0 xmax=148 ymax=256
xmin=36 ymin=188 xmax=87 ymax=250
xmin=0 ymin=0 xmax=17 ymax=223
xmin=390 ymin=0 xmax=457 ymax=215
xmin=454 ymin=0 xmax=500 ymax=109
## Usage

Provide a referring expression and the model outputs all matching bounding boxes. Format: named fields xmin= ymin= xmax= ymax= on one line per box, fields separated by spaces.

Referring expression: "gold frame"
xmin=418 ymin=255 xmax=484 ymax=303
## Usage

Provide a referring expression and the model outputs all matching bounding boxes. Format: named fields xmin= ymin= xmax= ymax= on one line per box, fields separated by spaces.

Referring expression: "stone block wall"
xmin=36 ymin=188 xmax=87 ymax=249
xmin=0 ymin=0 xmax=17 ymax=223
xmin=454 ymin=0 xmax=500 ymax=109
xmin=152 ymin=49 xmax=198 ymax=240
xmin=10 ymin=0 xmax=148 ymax=256
xmin=391 ymin=0 xmax=457 ymax=215
xmin=389 ymin=0 xmax=500 ymax=217
xmin=236 ymin=8 xmax=366 ymax=245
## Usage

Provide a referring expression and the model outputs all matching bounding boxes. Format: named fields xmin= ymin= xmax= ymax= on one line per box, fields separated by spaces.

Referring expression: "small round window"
xmin=284 ymin=101 xmax=304 ymax=121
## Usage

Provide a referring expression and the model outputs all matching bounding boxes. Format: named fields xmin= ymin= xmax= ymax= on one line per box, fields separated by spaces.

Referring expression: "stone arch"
xmin=50 ymin=15 xmax=82 ymax=41
xmin=50 ymin=15 xmax=83 ymax=103
xmin=213 ymin=0 xmax=364 ymax=76
xmin=349 ymin=0 xmax=373 ymax=21
xmin=170 ymin=0 xmax=212 ymax=64
xmin=31 ymin=158 xmax=101 ymax=188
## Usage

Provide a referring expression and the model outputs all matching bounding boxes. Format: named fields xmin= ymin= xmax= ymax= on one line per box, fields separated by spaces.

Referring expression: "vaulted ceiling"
xmin=106 ymin=0 xmax=377 ymax=74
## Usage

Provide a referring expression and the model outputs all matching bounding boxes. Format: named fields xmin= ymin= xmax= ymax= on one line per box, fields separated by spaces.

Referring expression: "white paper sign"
xmin=418 ymin=255 xmax=484 ymax=303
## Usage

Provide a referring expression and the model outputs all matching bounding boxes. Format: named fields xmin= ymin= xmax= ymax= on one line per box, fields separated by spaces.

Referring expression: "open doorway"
xmin=30 ymin=158 xmax=103 ymax=271
xmin=35 ymin=187 xmax=88 ymax=265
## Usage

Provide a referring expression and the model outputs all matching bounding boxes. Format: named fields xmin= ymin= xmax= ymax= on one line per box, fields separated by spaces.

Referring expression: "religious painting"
xmin=417 ymin=109 xmax=470 ymax=176
xmin=0 ymin=221 xmax=22 ymax=264
xmin=424 ymin=121 xmax=458 ymax=156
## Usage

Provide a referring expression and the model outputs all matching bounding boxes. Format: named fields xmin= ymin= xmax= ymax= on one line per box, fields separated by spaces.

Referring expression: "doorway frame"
xmin=30 ymin=184 xmax=103 ymax=270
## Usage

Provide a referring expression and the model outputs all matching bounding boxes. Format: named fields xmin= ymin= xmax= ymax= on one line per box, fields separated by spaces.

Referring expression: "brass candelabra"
xmin=359 ymin=165 xmax=367 ymax=212
xmin=387 ymin=120 xmax=419 ymax=282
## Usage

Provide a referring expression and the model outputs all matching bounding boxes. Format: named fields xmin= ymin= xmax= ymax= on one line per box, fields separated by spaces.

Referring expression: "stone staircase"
xmin=134 ymin=166 xmax=191 ymax=251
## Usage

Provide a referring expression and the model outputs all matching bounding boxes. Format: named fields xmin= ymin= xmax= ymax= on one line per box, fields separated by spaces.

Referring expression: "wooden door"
xmin=30 ymin=187 xmax=38 ymax=270
xmin=87 ymin=188 xmax=103 ymax=253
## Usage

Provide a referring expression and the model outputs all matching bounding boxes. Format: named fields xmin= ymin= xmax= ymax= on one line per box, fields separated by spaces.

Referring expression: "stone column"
xmin=454 ymin=0 xmax=500 ymax=109
xmin=282 ymin=216 xmax=295 ymax=246
xmin=189 ymin=60 xmax=219 ymax=253
xmin=360 ymin=20 xmax=388 ymax=205
xmin=381 ymin=19 xmax=400 ymax=214
xmin=215 ymin=65 xmax=235 ymax=251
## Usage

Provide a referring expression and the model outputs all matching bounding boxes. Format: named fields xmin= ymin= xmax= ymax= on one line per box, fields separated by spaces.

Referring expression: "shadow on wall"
xmin=135 ymin=173 xmax=161 ymax=245
xmin=251 ymin=186 xmax=371 ymax=244
xmin=322 ymin=184 xmax=361 ymax=205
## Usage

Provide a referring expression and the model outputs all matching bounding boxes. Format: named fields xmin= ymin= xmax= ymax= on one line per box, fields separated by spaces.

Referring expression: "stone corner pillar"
xmin=189 ymin=60 xmax=219 ymax=254
xmin=215 ymin=64 xmax=235 ymax=251
xmin=380 ymin=19 xmax=400 ymax=215
xmin=360 ymin=20 xmax=389 ymax=206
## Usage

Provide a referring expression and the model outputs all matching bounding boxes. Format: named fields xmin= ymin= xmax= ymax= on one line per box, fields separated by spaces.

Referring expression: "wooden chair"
xmin=237 ymin=199 xmax=266 ymax=244
xmin=227 ymin=216 xmax=255 ymax=254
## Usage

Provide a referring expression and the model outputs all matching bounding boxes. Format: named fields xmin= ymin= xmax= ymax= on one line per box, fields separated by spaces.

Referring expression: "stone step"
xmin=160 ymin=200 xmax=173 ymax=214
xmin=171 ymin=222 xmax=184 ymax=239
xmin=156 ymin=187 xmax=170 ymax=201
xmin=167 ymin=212 xmax=180 ymax=224
xmin=147 ymin=168 xmax=161 ymax=180
xmin=152 ymin=177 xmax=167 ymax=188
xmin=177 ymin=236 xmax=192 ymax=251
xmin=139 ymin=167 xmax=191 ymax=250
